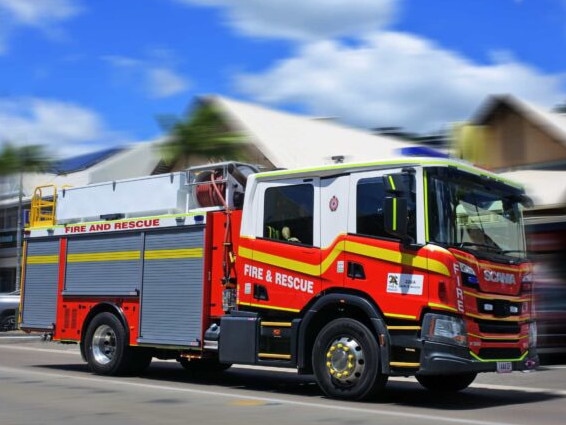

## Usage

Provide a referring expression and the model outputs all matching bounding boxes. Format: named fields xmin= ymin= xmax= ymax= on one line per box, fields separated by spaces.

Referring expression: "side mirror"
xmin=384 ymin=196 xmax=409 ymax=242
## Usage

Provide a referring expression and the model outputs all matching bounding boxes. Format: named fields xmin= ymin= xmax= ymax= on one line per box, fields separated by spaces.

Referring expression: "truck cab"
xmin=227 ymin=158 xmax=537 ymax=398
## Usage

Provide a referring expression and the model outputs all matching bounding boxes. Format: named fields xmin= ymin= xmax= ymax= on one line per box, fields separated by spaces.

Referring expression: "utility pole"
xmin=15 ymin=171 xmax=23 ymax=291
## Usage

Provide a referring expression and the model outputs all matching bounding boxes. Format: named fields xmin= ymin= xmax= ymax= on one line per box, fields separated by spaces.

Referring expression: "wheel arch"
xmin=80 ymin=302 xmax=129 ymax=361
xmin=297 ymin=292 xmax=390 ymax=375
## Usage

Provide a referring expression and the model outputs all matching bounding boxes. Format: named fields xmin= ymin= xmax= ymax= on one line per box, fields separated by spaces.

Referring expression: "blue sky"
xmin=1 ymin=0 xmax=565 ymax=158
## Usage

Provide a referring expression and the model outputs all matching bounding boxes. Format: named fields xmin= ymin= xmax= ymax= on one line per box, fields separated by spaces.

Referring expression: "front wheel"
xmin=84 ymin=312 xmax=132 ymax=375
xmin=416 ymin=373 xmax=477 ymax=392
xmin=312 ymin=318 xmax=387 ymax=400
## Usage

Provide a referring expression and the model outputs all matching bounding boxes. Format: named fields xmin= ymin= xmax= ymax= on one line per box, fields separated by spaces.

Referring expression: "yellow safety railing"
xmin=28 ymin=185 xmax=57 ymax=227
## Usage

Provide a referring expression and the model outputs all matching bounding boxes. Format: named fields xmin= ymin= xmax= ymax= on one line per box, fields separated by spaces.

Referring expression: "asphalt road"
xmin=0 ymin=333 xmax=565 ymax=425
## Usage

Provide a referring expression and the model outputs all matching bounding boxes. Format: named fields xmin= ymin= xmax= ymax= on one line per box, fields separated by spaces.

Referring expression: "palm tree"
xmin=0 ymin=142 xmax=51 ymax=290
xmin=159 ymin=99 xmax=247 ymax=170
xmin=0 ymin=143 xmax=51 ymax=176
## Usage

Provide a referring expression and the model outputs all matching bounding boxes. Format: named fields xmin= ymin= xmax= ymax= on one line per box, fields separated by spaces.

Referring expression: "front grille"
xmin=476 ymin=320 xmax=520 ymax=334
xmin=478 ymin=348 xmax=522 ymax=359
xmin=476 ymin=299 xmax=521 ymax=318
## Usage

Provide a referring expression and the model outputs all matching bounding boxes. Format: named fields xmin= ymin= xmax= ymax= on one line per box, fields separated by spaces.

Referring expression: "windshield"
xmin=427 ymin=169 xmax=527 ymax=259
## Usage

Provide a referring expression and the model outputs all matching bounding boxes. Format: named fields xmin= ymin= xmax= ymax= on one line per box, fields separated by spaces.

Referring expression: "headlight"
xmin=521 ymin=272 xmax=533 ymax=292
xmin=459 ymin=261 xmax=478 ymax=287
xmin=422 ymin=313 xmax=468 ymax=347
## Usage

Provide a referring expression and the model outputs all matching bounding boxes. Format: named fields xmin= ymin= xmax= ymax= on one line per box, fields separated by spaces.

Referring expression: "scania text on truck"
xmin=19 ymin=158 xmax=538 ymax=400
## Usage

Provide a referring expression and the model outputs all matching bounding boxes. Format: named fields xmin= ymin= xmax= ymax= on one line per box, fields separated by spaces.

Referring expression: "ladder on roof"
xmin=29 ymin=185 xmax=57 ymax=227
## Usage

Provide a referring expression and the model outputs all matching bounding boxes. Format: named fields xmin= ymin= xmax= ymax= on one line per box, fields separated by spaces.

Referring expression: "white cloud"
xmin=236 ymin=32 xmax=566 ymax=133
xmin=0 ymin=97 xmax=121 ymax=158
xmin=146 ymin=68 xmax=189 ymax=98
xmin=175 ymin=0 xmax=398 ymax=40
xmin=0 ymin=0 xmax=82 ymax=54
xmin=103 ymin=53 xmax=189 ymax=99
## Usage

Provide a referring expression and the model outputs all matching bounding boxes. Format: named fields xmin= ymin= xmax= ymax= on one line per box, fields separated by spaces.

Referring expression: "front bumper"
xmin=417 ymin=340 xmax=539 ymax=375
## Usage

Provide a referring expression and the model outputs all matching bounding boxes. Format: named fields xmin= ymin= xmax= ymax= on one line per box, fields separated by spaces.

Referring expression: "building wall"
xmin=484 ymin=105 xmax=566 ymax=170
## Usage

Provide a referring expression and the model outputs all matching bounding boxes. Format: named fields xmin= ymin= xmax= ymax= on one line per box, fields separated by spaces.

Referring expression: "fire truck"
xmin=19 ymin=157 xmax=538 ymax=400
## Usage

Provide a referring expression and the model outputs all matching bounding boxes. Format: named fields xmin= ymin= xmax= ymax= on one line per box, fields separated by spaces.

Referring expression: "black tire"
xmin=179 ymin=357 xmax=232 ymax=375
xmin=84 ymin=312 xmax=132 ymax=375
xmin=416 ymin=373 xmax=477 ymax=392
xmin=312 ymin=318 xmax=387 ymax=400
xmin=0 ymin=314 xmax=16 ymax=332
xmin=129 ymin=348 xmax=153 ymax=375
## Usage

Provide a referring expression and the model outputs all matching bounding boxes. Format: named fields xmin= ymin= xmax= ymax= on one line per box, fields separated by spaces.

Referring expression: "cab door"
xmin=344 ymin=168 xmax=428 ymax=320
xmin=239 ymin=177 xmax=321 ymax=312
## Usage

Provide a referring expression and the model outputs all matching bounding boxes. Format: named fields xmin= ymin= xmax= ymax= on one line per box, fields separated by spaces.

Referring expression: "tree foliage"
xmin=159 ymin=101 xmax=246 ymax=169
xmin=0 ymin=143 xmax=51 ymax=176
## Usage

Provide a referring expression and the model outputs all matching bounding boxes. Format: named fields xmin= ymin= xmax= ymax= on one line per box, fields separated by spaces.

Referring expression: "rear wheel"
xmin=312 ymin=318 xmax=387 ymax=400
xmin=0 ymin=314 xmax=16 ymax=332
xmin=84 ymin=312 xmax=132 ymax=375
xmin=416 ymin=373 xmax=477 ymax=392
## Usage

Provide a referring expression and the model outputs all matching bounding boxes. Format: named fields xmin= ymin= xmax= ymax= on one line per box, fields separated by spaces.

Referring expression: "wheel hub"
xmin=92 ymin=324 xmax=117 ymax=365
xmin=325 ymin=336 xmax=365 ymax=385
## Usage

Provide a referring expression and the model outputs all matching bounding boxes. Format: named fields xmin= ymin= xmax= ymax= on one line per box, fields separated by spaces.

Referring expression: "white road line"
xmin=0 ymin=365 xmax=529 ymax=425
xmin=0 ymin=335 xmax=44 ymax=340
xmin=2 ymin=344 xmax=566 ymax=397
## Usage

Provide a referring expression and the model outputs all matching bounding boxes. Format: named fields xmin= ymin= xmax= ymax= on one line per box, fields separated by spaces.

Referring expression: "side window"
xmin=264 ymin=184 xmax=314 ymax=245
xmin=356 ymin=175 xmax=416 ymax=240
xmin=356 ymin=177 xmax=387 ymax=238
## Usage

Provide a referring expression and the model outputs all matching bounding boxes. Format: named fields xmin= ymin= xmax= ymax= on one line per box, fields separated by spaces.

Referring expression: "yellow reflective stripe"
xmin=384 ymin=312 xmax=417 ymax=320
xmin=463 ymin=290 xmax=530 ymax=303
xmin=239 ymin=241 xmax=450 ymax=277
xmin=424 ymin=171 xmax=430 ymax=241
xmin=66 ymin=249 xmax=204 ymax=262
xmin=468 ymin=332 xmax=527 ymax=341
xmin=321 ymin=239 xmax=345 ymax=272
xmin=388 ymin=176 xmax=398 ymax=231
xmin=390 ymin=361 xmax=420 ymax=368
xmin=465 ymin=312 xmax=528 ymax=322
xmin=387 ymin=325 xmax=421 ymax=330
xmin=237 ymin=301 xmax=300 ymax=313
xmin=255 ymin=158 xmax=523 ymax=189
xmin=428 ymin=302 xmax=458 ymax=312
xmin=241 ymin=248 xmax=320 ymax=276
xmin=26 ymin=255 xmax=59 ymax=264
xmin=387 ymin=175 xmax=396 ymax=190
xmin=261 ymin=321 xmax=292 ymax=327
xmin=239 ymin=246 xmax=253 ymax=259
xmin=67 ymin=251 xmax=140 ymax=262
xmin=258 ymin=353 xmax=292 ymax=360
xmin=392 ymin=198 xmax=397 ymax=230
xmin=344 ymin=241 xmax=450 ymax=276
xmin=469 ymin=350 xmax=528 ymax=363
xmin=144 ymin=248 xmax=203 ymax=260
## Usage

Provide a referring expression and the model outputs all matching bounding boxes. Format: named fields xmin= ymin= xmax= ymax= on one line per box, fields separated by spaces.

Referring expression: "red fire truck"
xmin=19 ymin=158 xmax=538 ymax=400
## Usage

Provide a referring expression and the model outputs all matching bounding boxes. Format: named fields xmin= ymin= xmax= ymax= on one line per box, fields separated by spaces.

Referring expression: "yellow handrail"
xmin=28 ymin=185 xmax=57 ymax=227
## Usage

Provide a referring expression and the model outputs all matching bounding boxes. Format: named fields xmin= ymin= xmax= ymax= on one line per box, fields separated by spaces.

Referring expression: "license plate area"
xmin=496 ymin=361 xmax=513 ymax=373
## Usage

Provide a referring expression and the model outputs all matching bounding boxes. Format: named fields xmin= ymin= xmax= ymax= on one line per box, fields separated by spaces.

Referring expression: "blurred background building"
xmin=0 ymin=94 xmax=442 ymax=293
xmin=454 ymin=94 xmax=566 ymax=358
